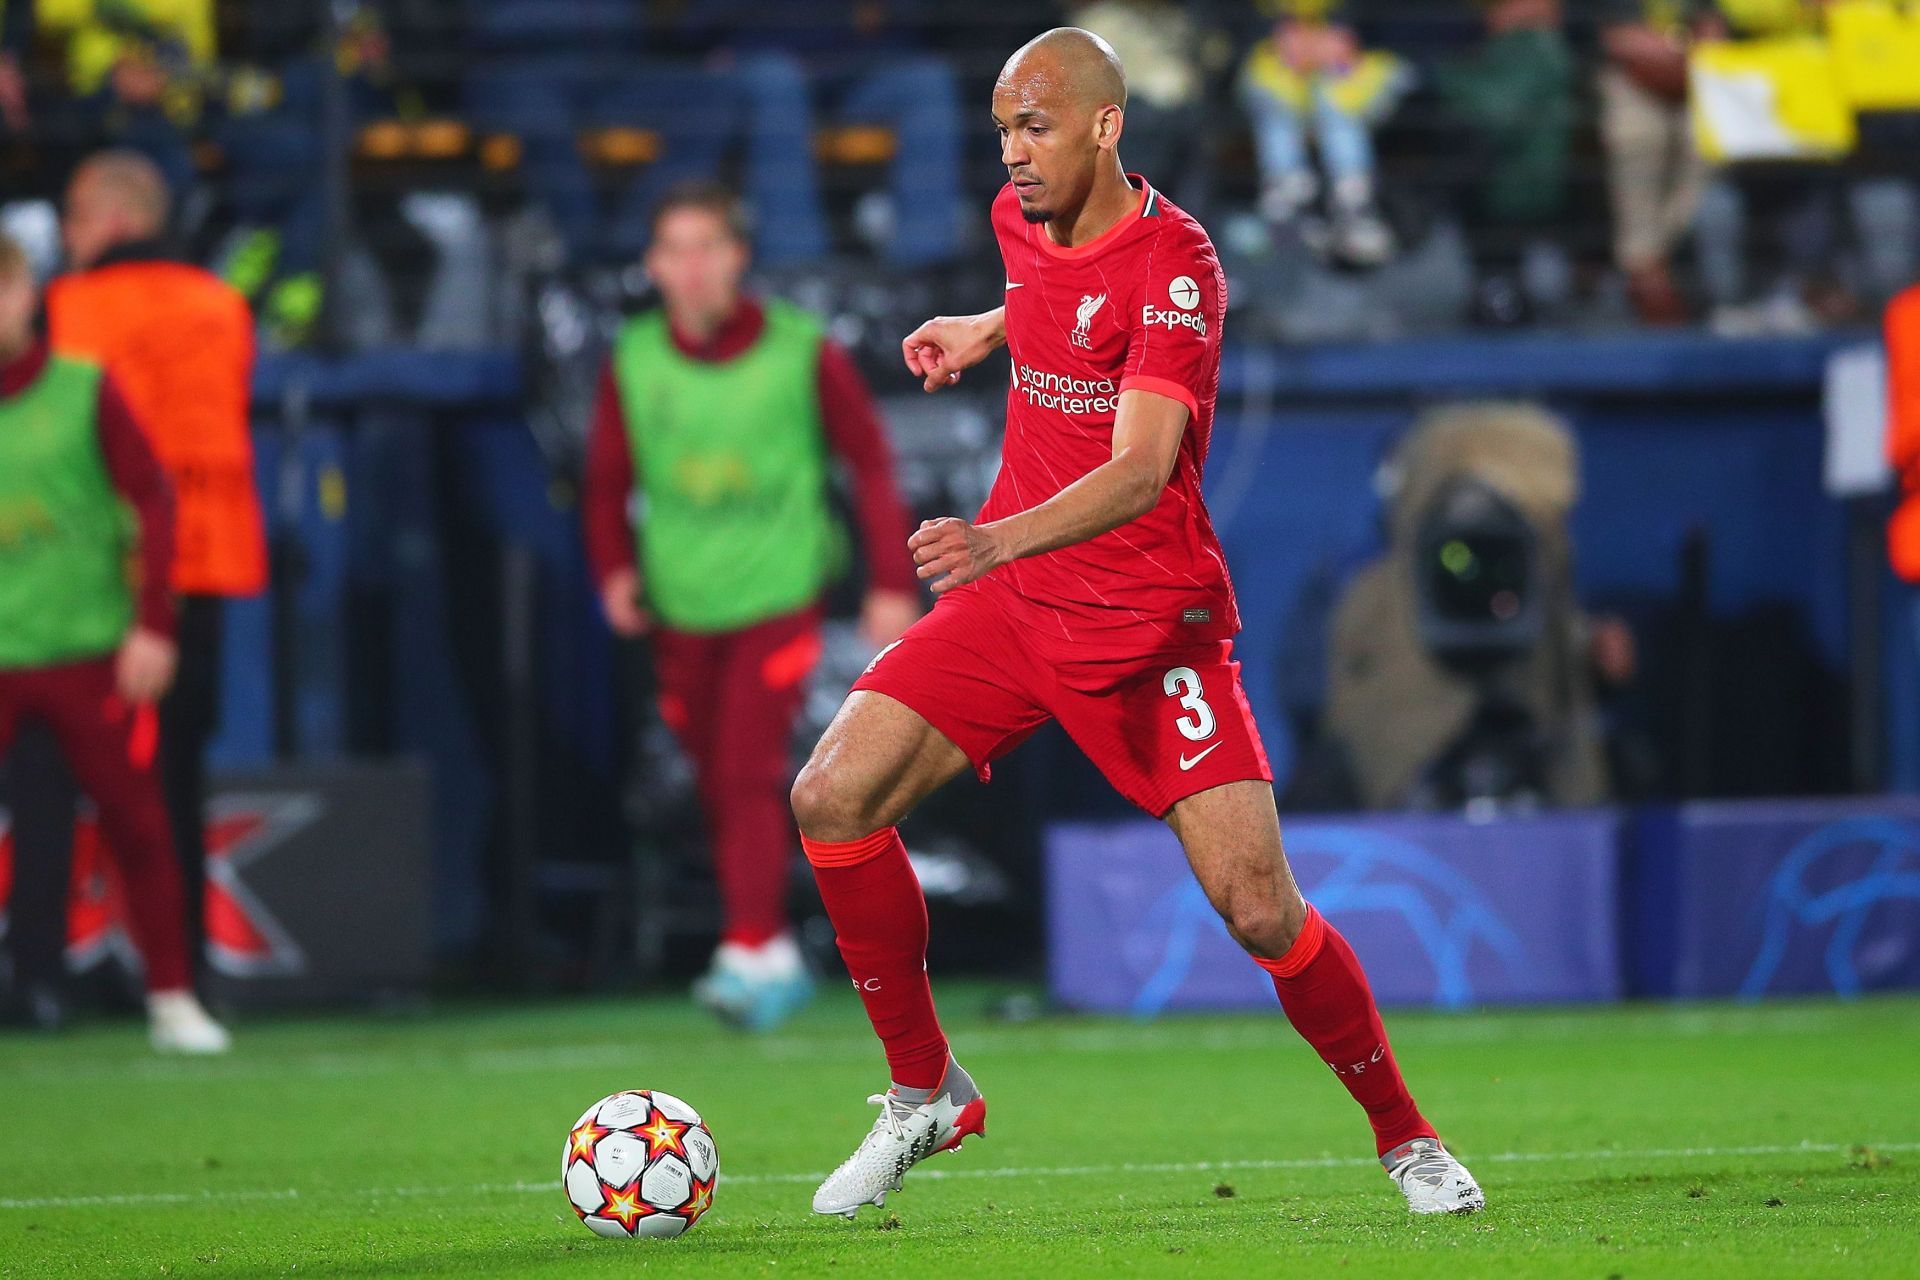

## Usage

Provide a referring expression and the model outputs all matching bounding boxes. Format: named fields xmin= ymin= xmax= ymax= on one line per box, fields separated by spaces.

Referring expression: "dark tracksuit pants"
xmin=0 ymin=655 xmax=190 ymax=993
xmin=3 ymin=596 xmax=220 ymax=992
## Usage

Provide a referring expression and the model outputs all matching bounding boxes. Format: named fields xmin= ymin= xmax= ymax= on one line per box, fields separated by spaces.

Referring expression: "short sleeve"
xmin=1118 ymin=235 xmax=1222 ymax=423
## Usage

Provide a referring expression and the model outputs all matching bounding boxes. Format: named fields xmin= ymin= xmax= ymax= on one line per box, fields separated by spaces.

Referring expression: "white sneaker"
xmin=1383 ymin=1137 xmax=1484 ymax=1214
xmin=811 ymin=1065 xmax=987 ymax=1218
xmin=1259 ymin=171 xmax=1320 ymax=226
xmin=1331 ymin=175 xmax=1396 ymax=267
xmin=147 ymin=990 xmax=231 ymax=1055
xmin=692 ymin=935 xmax=814 ymax=1032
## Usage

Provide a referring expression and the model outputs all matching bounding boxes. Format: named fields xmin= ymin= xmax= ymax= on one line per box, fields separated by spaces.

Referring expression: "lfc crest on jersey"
xmin=1070 ymin=292 xmax=1107 ymax=349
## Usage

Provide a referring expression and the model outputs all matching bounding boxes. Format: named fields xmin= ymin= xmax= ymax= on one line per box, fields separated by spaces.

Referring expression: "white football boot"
xmin=147 ymin=990 xmax=232 ymax=1055
xmin=1383 ymin=1137 xmax=1484 ymax=1214
xmin=811 ymin=1062 xmax=987 ymax=1218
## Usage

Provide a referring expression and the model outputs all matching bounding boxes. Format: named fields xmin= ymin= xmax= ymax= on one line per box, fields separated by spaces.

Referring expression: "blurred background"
xmin=2 ymin=0 xmax=1918 ymax=1020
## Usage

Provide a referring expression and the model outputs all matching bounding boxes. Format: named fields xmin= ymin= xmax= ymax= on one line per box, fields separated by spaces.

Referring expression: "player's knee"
xmin=1220 ymin=890 xmax=1307 ymax=958
xmin=789 ymin=765 xmax=829 ymax=832
xmin=789 ymin=762 xmax=873 ymax=843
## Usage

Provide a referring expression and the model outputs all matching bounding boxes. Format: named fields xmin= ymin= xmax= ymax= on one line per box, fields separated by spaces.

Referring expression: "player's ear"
xmin=1095 ymin=104 xmax=1123 ymax=153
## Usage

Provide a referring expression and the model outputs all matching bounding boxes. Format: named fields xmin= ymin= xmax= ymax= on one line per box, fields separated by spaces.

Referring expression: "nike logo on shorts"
xmin=1178 ymin=742 xmax=1222 ymax=771
xmin=1005 ymin=280 xmax=1024 ymax=290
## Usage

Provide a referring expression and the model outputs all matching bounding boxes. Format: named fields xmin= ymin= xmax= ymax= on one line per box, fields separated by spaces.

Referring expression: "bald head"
xmin=993 ymin=27 xmax=1132 ymax=229
xmin=64 ymin=149 xmax=171 ymax=270
xmin=998 ymin=27 xmax=1127 ymax=113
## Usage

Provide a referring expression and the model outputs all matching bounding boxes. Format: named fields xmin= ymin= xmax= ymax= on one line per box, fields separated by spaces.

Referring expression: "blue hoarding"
xmin=1629 ymin=798 xmax=1920 ymax=1000
xmin=1047 ymin=812 xmax=1622 ymax=1014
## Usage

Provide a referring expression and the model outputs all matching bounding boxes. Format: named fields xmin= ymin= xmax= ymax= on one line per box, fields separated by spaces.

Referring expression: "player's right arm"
xmin=95 ymin=371 xmax=179 ymax=702
xmin=901 ymin=307 xmax=1005 ymax=393
xmin=581 ymin=363 xmax=651 ymax=637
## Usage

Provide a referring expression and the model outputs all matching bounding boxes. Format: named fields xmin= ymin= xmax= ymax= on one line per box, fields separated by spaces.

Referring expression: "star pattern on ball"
xmin=680 ymin=1175 xmax=715 ymax=1223
xmin=567 ymin=1121 xmax=610 ymax=1165
xmin=635 ymin=1110 xmax=690 ymax=1160
xmin=594 ymin=1180 xmax=659 ymax=1234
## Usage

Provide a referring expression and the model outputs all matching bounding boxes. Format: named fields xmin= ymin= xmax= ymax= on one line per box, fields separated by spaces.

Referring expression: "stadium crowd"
xmin=0 ymin=0 xmax=1915 ymax=346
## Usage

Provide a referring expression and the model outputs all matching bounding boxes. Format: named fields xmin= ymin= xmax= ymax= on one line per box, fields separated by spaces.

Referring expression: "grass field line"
xmin=0 ymin=1003 xmax=1871 ymax=1086
xmin=2 ymin=1140 xmax=1911 ymax=1213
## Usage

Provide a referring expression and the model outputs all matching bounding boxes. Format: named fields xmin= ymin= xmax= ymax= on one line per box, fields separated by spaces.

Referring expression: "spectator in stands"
xmin=1071 ymin=0 xmax=1219 ymax=205
xmin=684 ymin=0 xmax=963 ymax=269
xmin=23 ymin=0 xmax=214 ymax=201
xmin=581 ymin=181 xmax=918 ymax=1031
xmin=0 ymin=229 xmax=229 ymax=1052
xmin=463 ymin=0 xmax=816 ymax=270
xmin=5 ymin=150 xmax=266 ymax=1014
xmin=1434 ymin=0 xmax=1578 ymax=325
xmin=212 ymin=2 xmax=424 ymax=347
xmin=1696 ymin=0 xmax=1902 ymax=333
xmin=1 ymin=3 xmax=32 ymax=144
xmin=1238 ymin=0 xmax=1410 ymax=267
xmin=1597 ymin=0 xmax=1713 ymax=326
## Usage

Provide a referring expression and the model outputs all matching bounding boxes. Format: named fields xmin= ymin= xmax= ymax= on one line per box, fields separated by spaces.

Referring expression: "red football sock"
xmin=802 ymin=827 xmax=949 ymax=1090
xmin=1254 ymin=906 xmax=1437 ymax=1157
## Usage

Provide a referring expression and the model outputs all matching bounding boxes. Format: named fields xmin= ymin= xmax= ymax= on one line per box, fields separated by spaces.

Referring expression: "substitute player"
xmin=791 ymin=29 xmax=1483 ymax=1217
xmin=583 ymin=181 xmax=919 ymax=1030
xmin=0 ymin=232 xmax=228 ymax=1053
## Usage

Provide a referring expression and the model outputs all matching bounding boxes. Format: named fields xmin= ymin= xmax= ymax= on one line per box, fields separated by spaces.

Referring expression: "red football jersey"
xmin=978 ymin=175 xmax=1238 ymax=655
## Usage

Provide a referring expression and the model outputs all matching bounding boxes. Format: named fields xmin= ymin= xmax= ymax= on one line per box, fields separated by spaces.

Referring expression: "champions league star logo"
xmin=0 ymin=794 xmax=321 ymax=980
xmin=1738 ymin=816 xmax=1920 ymax=1000
xmin=1127 ymin=825 xmax=1527 ymax=1016
xmin=1071 ymin=292 xmax=1107 ymax=348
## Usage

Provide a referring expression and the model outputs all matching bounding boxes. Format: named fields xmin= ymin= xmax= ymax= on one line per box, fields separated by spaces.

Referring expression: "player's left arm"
xmin=909 ymin=388 xmax=1188 ymax=594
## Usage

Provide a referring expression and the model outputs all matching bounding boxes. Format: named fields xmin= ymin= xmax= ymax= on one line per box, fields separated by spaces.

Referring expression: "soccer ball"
xmin=562 ymin=1089 xmax=718 ymax=1238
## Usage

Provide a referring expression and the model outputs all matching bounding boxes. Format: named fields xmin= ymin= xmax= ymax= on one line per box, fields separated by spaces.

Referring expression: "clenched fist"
xmin=909 ymin=518 xmax=1007 ymax=596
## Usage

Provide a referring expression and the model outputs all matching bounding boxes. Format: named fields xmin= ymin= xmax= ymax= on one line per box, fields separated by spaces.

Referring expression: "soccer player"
xmin=791 ymin=29 xmax=1484 ymax=1217
xmin=582 ymin=181 xmax=919 ymax=1030
xmin=0 ymin=231 xmax=229 ymax=1053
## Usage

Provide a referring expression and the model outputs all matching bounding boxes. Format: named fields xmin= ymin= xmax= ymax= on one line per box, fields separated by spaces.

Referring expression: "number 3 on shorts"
xmin=1162 ymin=666 xmax=1216 ymax=742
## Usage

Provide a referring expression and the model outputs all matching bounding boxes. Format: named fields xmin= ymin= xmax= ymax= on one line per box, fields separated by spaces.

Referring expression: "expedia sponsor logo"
xmin=1141 ymin=302 xmax=1208 ymax=336
xmin=1012 ymin=363 xmax=1119 ymax=416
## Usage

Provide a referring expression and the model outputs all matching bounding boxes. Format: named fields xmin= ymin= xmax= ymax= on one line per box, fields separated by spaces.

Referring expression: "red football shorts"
xmin=851 ymin=577 xmax=1273 ymax=817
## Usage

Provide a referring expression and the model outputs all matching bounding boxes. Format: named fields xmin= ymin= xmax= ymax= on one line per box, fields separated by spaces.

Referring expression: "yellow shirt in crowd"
xmin=7 ymin=0 xmax=214 ymax=95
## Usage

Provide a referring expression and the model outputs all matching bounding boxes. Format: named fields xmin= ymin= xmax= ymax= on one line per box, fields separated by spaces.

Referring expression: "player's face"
xmin=992 ymin=71 xmax=1119 ymax=225
xmin=0 ymin=266 xmax=34 ymax=355
xmin=644 ymin=208 xmax=749 ymax=319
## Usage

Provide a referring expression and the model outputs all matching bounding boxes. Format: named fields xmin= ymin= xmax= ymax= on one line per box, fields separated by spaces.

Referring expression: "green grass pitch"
xmin=1 ymin=987 xmax=1913 ymax=1278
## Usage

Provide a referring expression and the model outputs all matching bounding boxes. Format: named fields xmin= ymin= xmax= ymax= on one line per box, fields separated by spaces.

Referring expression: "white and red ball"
xmin=561 ymin=1089 xmax=718 ymax=1238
